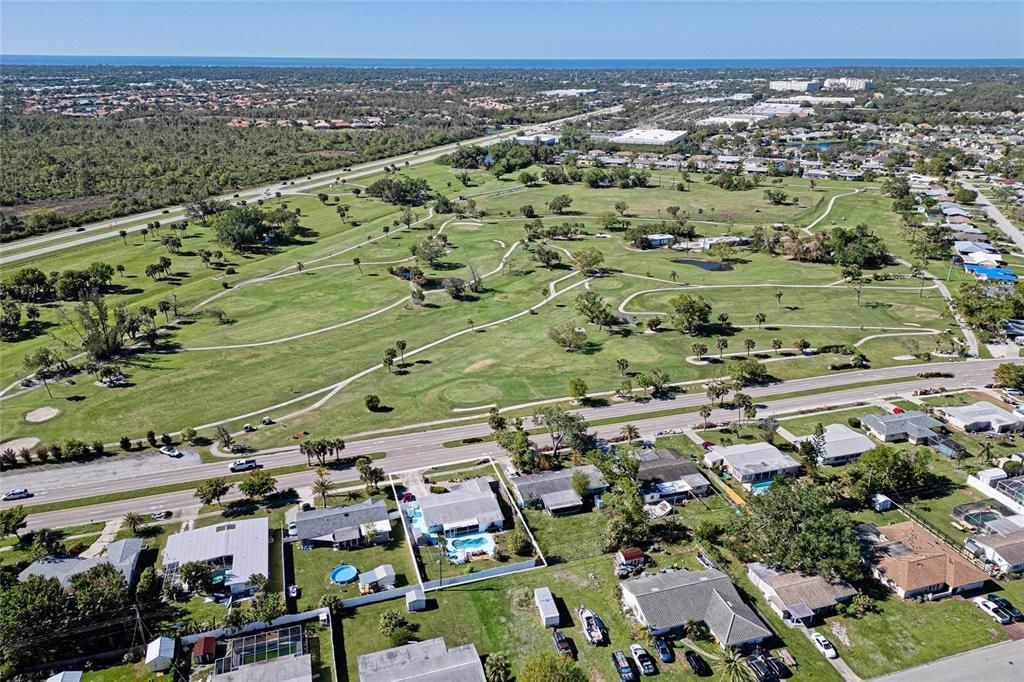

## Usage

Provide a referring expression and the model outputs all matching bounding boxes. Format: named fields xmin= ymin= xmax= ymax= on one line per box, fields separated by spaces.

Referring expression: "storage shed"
xmin=406 ymin=586 xmax=427 ymax=613
xmin=192 ymin=636 xmax=217 ymax=665
xmin=534 ymin=587 xmax=560 ymax=627
xmin=146 ymin=636 xmax=176 ymax=674
xmin=872 ymin=494 xmax=893 ymax=512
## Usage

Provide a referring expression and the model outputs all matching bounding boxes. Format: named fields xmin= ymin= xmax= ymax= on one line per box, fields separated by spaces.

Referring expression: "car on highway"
xmin=630 ymin=644 xmax=656 ymax=676
xmin=611 ymin=650 xmax=637 ymax=682
xmin=653 ymin=637 xmax=672 ymax=663
xmin=2 ymin=488 xmax=31 ymax=501
xmin=161 ymin=209 xmax=169 ymax=214
xmin=684 ymin=650 xmax=711 ymax=676
xmin=229 ymin=459 xmax=260 ymax=472
xmin=552 ymin=629 xmax=573 ymax=658
xmin=987 ymin=595 xmax=1023 ymax=621
xmin=973 ymin=596 xmax=1013 ymax=625
xmin=159 ymin=446 xmax=181 ymax=457
xmin=151 ymin=510 xmax=173 ymax=520
xmin=810 ymin=632 xmax=838 ymax=659
xmin=76 ymin=227 xmax=86 ymax=232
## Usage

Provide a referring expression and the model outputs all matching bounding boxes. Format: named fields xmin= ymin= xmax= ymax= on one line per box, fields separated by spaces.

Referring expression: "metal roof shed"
xmin=146 ymin=636 xmax=176 ymax=673
xmin=534 ymin=587 xmax=560 ymax=627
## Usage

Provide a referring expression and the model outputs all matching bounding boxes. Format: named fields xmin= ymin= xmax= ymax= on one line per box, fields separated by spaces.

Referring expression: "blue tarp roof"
xmin=965 ymin=264 xmax=1018 ymax=281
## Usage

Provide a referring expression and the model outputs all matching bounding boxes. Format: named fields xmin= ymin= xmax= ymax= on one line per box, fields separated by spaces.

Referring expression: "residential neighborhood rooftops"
xmin=418 ymin=478 xmax=503 ymax=532
xmin=859 ymin=521 xmax=988 ymax=594
xmin=294 ymin=498 xmax=390 ymax=543
xmin=747 ymin=562 xmax=857 ymax=616
xmin=793 ymin=423 xmax=875 ymax=464
xmin=163 ymin=518 xmax=268 ymax=590
xmin=357 ymin=637 xmax=485 ymax=682
xmin=940 ymin=402 xmax=1023 ymax=433
xmin=621 ymin=569 xmax=771 ymax=647
xmin=19 ymin=538 xmax=143 ymax=588
xmin=509 ymin=465 xmax=605 ymax=506
xmin=703 ymin=443 xmax=800 ymax=478
xmin=637 ymin=448 xmax=702 ymax=485
xmin=212 ymin=654 xmax=313 ymax=682
xmin=861 ymin=410 xmax=943 ymax=441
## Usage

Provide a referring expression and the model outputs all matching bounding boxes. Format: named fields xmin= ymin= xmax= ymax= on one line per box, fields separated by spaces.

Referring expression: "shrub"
xmin=428 ymin=485 xmax=448 ymax=495
xmin=847 ymin=417 xmax=861 ymax=429
xmin=388 ymin=626 xmax=415 ymax=647
xmin=224 ymin=267 xmax=236 ymax=275
xmin=378 ymin=610 xmax=408 ymax=637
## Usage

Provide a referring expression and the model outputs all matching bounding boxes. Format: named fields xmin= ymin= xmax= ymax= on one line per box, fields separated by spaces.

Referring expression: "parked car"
xmin=159 ymin=446 xmax=180 ymax=457
xmin=400 ymin=492 xmax=415 ymax=503
xmin=630 ymin=644 xmax=656 ymax=676
xmin=151 ymin=511 xmax=172 ymax=520
xmin=973 ymin=597 xmax=1013 ymax=625
xmin=287 ymin=521 xmax=297 ymax=536
xmin=611 ymin=651 xmax=637 ymax=682
xmin=552 ymin=629 xmax=573 ymax=658
xmin=2 ymin=488 xmax=31 ymax=501
xmin=229 ymin=459 xmax=259 ymax=472
xmin=987 ymin=595 xmax=1023 ymax=621
xmin=745 ymin=655 xmax=778 ymax=682
xmin=892 ymin=406 xmax=905 ymax=414
xmin=810 ymin=632 xmax=838 ymax=659
xmin=684 ymin=650 xmax=712 ymax=676
xmin=653 ymin=638 xmax=673 ymax=663
xmin=761 ymin=652 xmax=789 ymax=679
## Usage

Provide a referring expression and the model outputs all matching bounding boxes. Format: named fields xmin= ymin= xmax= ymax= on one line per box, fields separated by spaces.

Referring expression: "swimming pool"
xmin=750 ymin=480 xmax=774 ymax=495
xmin=330 ymin=564 xmax=358 ymax=583
xmin=447 ymin=532 xmax=496 ymax=563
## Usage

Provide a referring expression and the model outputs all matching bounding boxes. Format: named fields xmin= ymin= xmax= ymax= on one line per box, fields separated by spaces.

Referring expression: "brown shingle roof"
xmin=870 ymin=521 xmax=987 ymax=593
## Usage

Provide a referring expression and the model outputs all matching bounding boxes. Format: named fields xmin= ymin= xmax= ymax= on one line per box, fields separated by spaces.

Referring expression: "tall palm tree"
xmin=743 ymin=338 xmax=756 ymax=357
xmin=716 ymin=337 xmax=729 ymax=359
xmin=754 ymin=312 xmax=766 ymax=329
xmin=774 ymin=289 xmax=784 ymax=310
xmin=123 ymin=512 xmax=145 ymax=535
xmin=312 ymin=472 xmax=333 ymax=508
xmin=699 ymin=404 xmax=713 ymax=428
xmin=771 ymin=339 xmax=783 ymax=353
xmin=621 ymin=423 xmax=640 ymax=444
xmin=352 ymin=257 xmax=362 ymax=274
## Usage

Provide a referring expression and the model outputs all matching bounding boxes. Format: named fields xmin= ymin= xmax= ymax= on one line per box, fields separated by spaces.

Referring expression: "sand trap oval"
xmin=1 ymin=437 xmax=40 ymax=451
xmin=25 ymin=407 xmax=60 ymax=423
xmin=463 ymin=358 xmax=496 ymax=374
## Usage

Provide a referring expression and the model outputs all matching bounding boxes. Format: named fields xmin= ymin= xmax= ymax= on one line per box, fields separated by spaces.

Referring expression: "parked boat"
xmin=578 ymin=606 xmax=606 ymax=646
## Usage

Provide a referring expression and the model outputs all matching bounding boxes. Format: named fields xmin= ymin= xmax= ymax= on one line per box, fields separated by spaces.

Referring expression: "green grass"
xmin=291 ymin=520 xmax=417 ymax=610
xmin=521 ymin=507 xmax=610 ymax=563
xmin=0 ymin=533 xmax=101 ymax=568
xmin=2 ymin=173 xmax=965 ymax=456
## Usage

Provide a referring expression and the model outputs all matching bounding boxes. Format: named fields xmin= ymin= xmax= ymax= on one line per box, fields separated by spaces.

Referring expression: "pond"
xmin=673 ymin=258 xmax=734 ymax=272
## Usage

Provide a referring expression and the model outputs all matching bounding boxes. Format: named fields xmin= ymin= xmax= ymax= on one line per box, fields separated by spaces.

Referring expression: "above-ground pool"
xmin=330 ymin=564 xmax=358 ymax=584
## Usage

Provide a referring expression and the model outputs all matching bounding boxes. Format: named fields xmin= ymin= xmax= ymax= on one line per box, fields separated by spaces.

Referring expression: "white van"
xmin=229 ymin=459 xmax=259 ymax=472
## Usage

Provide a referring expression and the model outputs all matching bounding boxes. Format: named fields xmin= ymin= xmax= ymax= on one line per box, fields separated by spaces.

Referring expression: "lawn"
xmin=291 ymin=520 xmax=417 ymax=611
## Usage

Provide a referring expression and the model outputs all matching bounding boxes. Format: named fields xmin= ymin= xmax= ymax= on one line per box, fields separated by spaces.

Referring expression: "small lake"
xmin=673 ymin=258 xmax=734 ymax=272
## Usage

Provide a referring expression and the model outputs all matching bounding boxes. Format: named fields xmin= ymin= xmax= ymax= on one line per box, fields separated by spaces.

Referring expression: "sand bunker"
xmin=1 ymin=437 xmax=40 ymax=452
xmin=463 ymin=358 xmax=496 ymax=374
xmin=25 ymin=407 xmax=59 ymax=423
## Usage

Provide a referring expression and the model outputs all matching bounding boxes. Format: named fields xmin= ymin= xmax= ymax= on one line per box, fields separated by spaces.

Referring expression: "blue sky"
xmin=3 ymin=1 xmax=1022 ymax=59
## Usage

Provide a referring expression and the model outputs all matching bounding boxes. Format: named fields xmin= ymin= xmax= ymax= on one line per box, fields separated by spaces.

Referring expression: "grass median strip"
xmin=21 ymin=453 xmax=385 ymax=516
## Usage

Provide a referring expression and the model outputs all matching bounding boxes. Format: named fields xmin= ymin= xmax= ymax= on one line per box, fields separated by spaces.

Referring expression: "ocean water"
xmin=2 ymin=55 xmax=1022 ymax=69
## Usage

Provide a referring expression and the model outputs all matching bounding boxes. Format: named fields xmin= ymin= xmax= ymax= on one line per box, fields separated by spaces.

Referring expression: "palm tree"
xmin=616 ymin=358 xmax=629 ymax=376
xmin=395 ymin=340 xmax=407 ymax=366
xmin=118 ymin=229 xmax=127 ymax=245
xmin=774 ymin=289 xmax=784 ymax=310
xmin=698 ymin=404 xmax=713 ymax=428
xmin=754 ymin=312 xmax=766 ymax=329
xmin=716 ymin=337 xmax=729 ymax=359
xmin=123 ymin=512 xmax=145 ymax=535
xmin=743 ymin=338 xmax=756 ymax=357
xmin=621 ymin=423 xmax=640 ymax=444
xmin=353 ymin=257 xmax=362 ymax=274
xmin=720 ymin=647 xmax=752 ymax=682
xmin=435 ymin=532 xmax=447 ymax=589
xmin=312 ymin=470 xmax=333 ymax=508
xmin=771 ymin=339 xmax=783 ymax=353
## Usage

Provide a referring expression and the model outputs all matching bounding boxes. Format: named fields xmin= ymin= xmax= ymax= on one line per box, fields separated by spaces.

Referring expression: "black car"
xmin=988 ymin=595 xmax=1023 ymax=621
xmin=761 ymin=653 xmax=789 ymax=679
xmin=746 ymin=655 xmax=778 ymax=682
xmin=612 ymin=651 xmax=637 ymax=682
xmin=684 ymin=650 xmax=712 ymax=677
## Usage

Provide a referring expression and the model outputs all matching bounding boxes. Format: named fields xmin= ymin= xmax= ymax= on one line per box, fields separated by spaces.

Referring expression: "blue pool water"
xmin=751 ymin=481 xmax=774 ymax=495
xmin=330 ymin=564 xmax=358 ymax=583
xmin=932 ymin=443 xmax=956 ymax=459
xmin=406 ymin=505 xmax=496 ymax=562
xmin=452 ymin=536 xmax=488 ymax=550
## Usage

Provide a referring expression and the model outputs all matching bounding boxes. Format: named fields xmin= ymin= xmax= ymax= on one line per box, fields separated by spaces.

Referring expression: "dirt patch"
xmin=25 ymin=406 xmax=60 ymax=423
xmin=1 ymin=437 xmax=40 ymax=452
xmin=7 ymin=193 xmax=116 ymax=219
xmin=463 ymin=358 xmax=496 ymax=374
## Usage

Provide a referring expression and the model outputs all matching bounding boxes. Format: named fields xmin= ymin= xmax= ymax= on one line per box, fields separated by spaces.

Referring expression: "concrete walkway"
xmin=80 ymin=518 xmax=123 ymax=558
xmin=797 ymin=628 xmax=862 ymax=682
xmin=961 ymin=180 xmax=1024 ymax=251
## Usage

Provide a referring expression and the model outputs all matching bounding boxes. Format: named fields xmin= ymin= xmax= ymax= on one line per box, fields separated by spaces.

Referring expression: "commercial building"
xmin=769 ymin=80 xmax=820 ymax=92
xmin=620 ymin=569 xmax=771 ymax=648
xmin=824 ymin=77 xmax=873 ymax=90
xmin=606 ymin=128 xmax=688 ymax=146
xmin=357 ymin=637 xmax=486 ymax=682
xmin=163 ymin=518 xmax=269 ymax=596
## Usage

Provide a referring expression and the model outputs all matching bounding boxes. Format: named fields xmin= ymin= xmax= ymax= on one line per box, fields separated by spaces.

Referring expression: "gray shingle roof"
xmin=637 ymin=449 xmax=703 ymax=486
xmin=861 ymin=411 xmax=942 ymax=439
xmin=19 ymin=538 xmax=143 ymax=588
xmin=622 ymin=569 xmax=771 ymax=646
xmin=510 ymin=465 xmax=606 ymax=504
xmin=295 ymin=498 xmax=389 ymax=542
xmin=418 ymin=479 xmax=503 ymax=531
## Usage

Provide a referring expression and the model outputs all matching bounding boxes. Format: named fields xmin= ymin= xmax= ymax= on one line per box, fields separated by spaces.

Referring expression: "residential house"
xmin=969 ymin=530 xmax=1024 ymax=574
xmin=162 ymin=518 xmax=269 ymax=596
xmin=793 ymin=424 xmax=875 ymax=466
xmin=416 ymin=478 xmax=504 ymax=537
xmin=620 ymin=569 xmax=771 ymax=649
xmin=861 ymin=410 xmax=943 ymax=444
xmin=858 ymin=521 xmax=988 ymax=599
xmin=293 ymin=498 xmax=392 ymax=549
xmin=703 ymin=443 xmax=801 ymax=489
xmin=747 ymin=562 xmax=856 ymax=627
xmin=46 ymin=673 xmax=82 ymax=682
xmin=19 ymin=538 xmax=143 ymax=589
xmin=636 ymin=448 xmax=711 ymax=502
xmin=940 ymin=402 xmax=1024 ymax=434
xmin=357 ymin=637 xmax=486 ymax=682
xmin=508 ymin=465 xmax=607 ymax=515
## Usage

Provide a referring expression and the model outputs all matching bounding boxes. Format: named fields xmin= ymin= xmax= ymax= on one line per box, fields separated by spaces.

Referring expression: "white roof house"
xmin=357 ymin=638 xmax=485 ymax=682
xmin=46 ymin=673 xmax=83 ymax=682
xmin=417 ymin=478 xmax=504 ymax=535
xmin=146 ymin=636 xmax=176 ymax=673
xmin=703 ymin=443 xmax=800 ymax=487
xmin=793 ymin=424 xmax=875 ymax=466
xmin=941 ymin=402 xmax=1024 ymax=434
xmin=163 ymin=518 xmax=269 ymax=595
